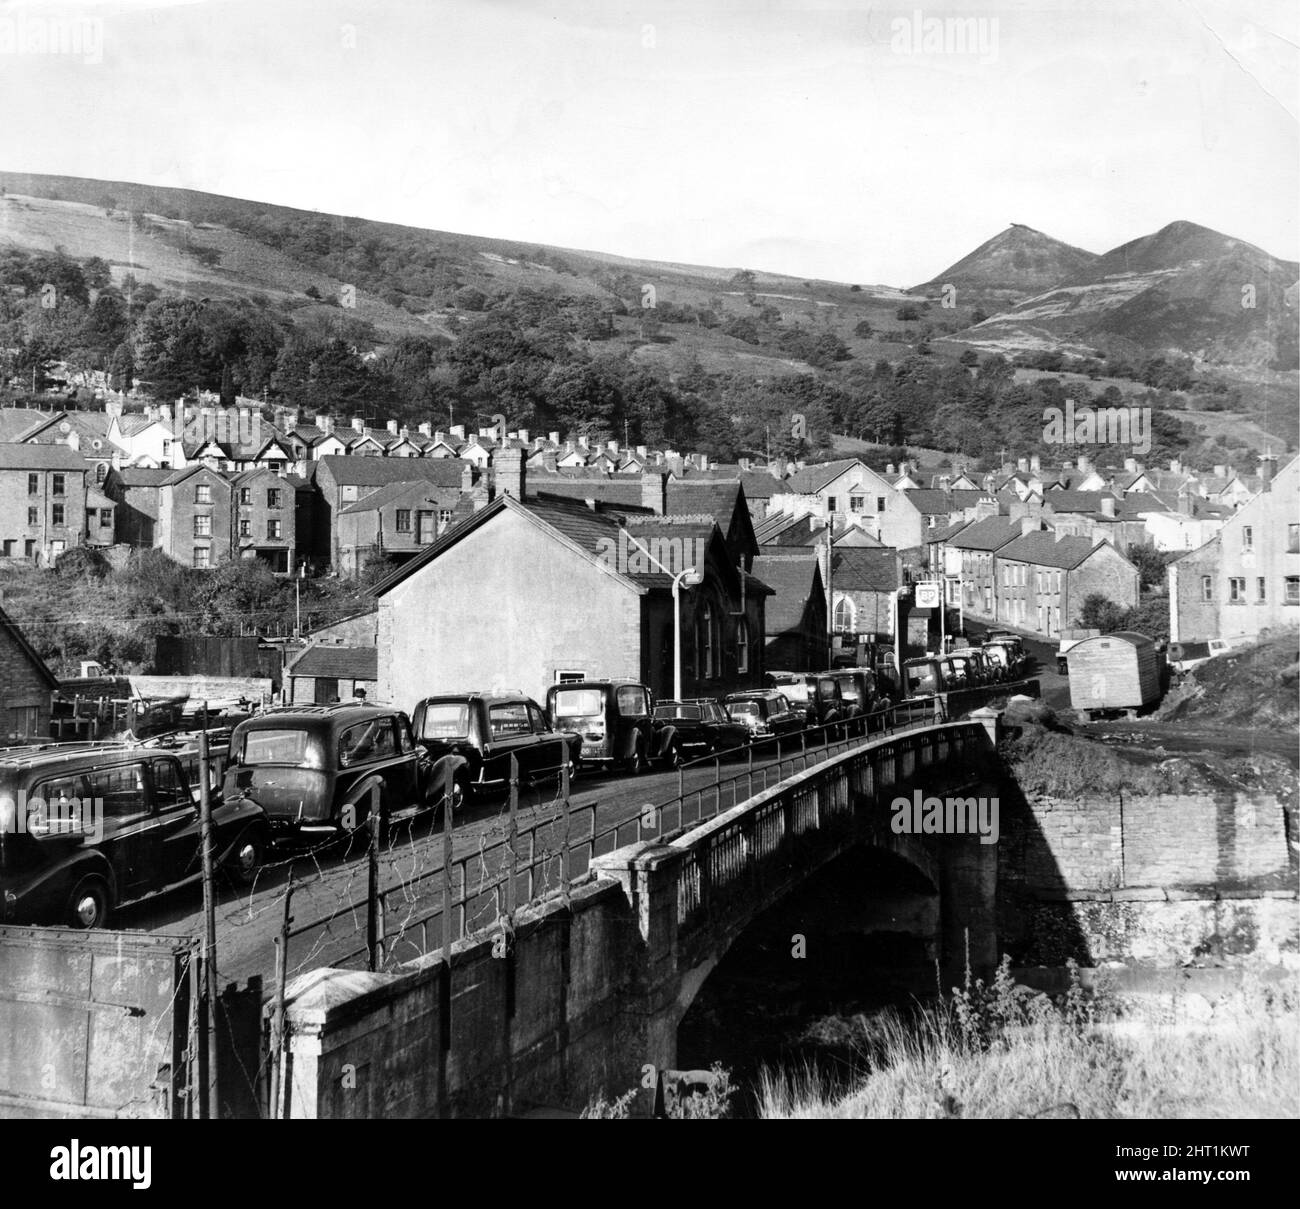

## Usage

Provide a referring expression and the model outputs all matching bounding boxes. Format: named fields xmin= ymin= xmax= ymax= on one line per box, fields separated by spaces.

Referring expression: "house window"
xmin=876 ymin=497 xmax=886 ymax=512
xmin=698 ymin=602 xmax=717 ymax=679
xmin=95 ymin=463 xmax=107 ymax=484
xmin=1257 ymin=577 xmax=1266 ymax=602
xmin=267 ymin=488 xmax=282 ymax=509
xmin=395 ymin=509 xmax=412 ymax=533
xmin=1228 ymin=577 xmax=1246 ymax=603
xmin=267 ymin=519 xmax=281 ymax=540
xmin=26 ymin=507 xmax=37 ymax=526
xmin=51 ymin=474 xmax=65 ymax=497
xmin=1289 ymin=524 xmax=1300 ymax=554
xmin=1201 ymin=576 xmax=1213 ymax=602
xmin=24 ymin=540 xmax=34 ymax=558
xmin=193 ymin=547 xmax=211 ymax=568
xmin=1286 ymin=577 xmax=1300 ymax=606
xmin=833 ymin=596 xmax=855 ymax=633
xmin=736 ymin=621 xmax=749 ymax=673
xmin=555 ymin=670 xmax=585 ymax=684
xmin=439 ymin=510 xmax=453 ymax=525
xmin=195 ymin=484 xmax=212 ymax=504
xmin=1 ymin=540 xmax=11 ymax=557
xmin=27 ymin=474 xmax=38 ymax=495
xmin=1242 ymin=526 xmax=1253 ymax=551
xmin=849 ymin=494 xmax=864 ymax=513
xmin=194 ymin=515 xmax=212 ymax=537
xmin=826 ymin=496 xmax=838 ymax=514
xmin=51 ymin=504 xmax=65 ymax=527
xmin=239 ymin=519 xmax=251 ymax=538
xmin=239 ymin=487 xmax=251 ymax=505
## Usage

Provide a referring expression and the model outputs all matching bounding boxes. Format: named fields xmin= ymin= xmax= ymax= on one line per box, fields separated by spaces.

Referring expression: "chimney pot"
xmin=387 ymin=419 xmax=399 ymax=435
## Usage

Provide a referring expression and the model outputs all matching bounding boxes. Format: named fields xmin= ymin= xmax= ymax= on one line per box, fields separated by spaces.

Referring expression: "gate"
xmin=0 ymin=926 xmax=264 ymax=1119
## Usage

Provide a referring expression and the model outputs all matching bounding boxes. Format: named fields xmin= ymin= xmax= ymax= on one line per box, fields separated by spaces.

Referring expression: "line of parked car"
xmin=2 ymin=668 xmax=912 ymax=931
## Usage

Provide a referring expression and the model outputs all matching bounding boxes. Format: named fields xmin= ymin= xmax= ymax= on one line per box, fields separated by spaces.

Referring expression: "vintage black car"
xmin=724 ymin=691 xmax=803 ymax=740
xmin=0 ymin=738 xmax=267 ymax=928
xmin=826 ymin=668 xmax=890 ymax=727
xmin=224 ymin=703 xmax=464 ymax=846
xmin=410 ymin=693 xmax=582 ymax=803
xmin=763 ymin=671 xmax=846 ymax=728
xmin=545 ymin=680 xmax=678 ymax=772
xmin=652 ymin=699 xmax=751 ymax=757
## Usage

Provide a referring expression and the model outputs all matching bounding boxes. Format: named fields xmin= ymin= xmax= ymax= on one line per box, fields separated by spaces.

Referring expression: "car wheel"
xmin=227 ymin=828 xmax=265 ymax=887
xmin=66 ymin=876 xmax=111 ymax=929
xmin=625 ymin=740 xmax=647 ymax=775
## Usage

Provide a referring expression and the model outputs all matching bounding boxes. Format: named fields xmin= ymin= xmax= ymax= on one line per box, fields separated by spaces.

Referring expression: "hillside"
xmin=951 ymin=221 xmax=1299 ymax=375
xmin=0 ymin=171 xmax=1293 ymax=464
xmin=912 ymin=223 xmax=1099 ymax=301
xmin=0 ymin=170 xmax=963 ymax=378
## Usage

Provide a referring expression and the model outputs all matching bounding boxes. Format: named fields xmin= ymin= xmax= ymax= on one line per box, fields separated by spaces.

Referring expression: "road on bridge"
xmin=114 ymin=733 xmax=858 ymax=988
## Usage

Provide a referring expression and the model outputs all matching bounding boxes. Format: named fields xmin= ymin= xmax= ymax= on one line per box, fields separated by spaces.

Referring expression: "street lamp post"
xmin=672 ymin=566 xmax=704 ymax=701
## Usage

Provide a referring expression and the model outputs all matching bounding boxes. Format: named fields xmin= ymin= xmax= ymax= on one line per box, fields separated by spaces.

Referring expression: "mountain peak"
xmin=913 ymin=225 xmax=1099 ymax=297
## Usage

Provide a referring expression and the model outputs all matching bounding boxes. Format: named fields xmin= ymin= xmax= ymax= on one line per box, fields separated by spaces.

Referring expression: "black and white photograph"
xmin=0 ymin=0 xmax=1296 ymax=1156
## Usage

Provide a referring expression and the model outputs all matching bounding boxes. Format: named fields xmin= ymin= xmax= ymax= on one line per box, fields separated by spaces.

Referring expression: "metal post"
xmin=560 ymin=757 xmax=571 ymax=904
xmin=270 ymin=876 xmax=292 ymax=1119
xmin=367 ymin=790 xmax=382 ymax=971
xmin=197 ymin=718 xmax=219 ymax=1121
xmin=442 ymin=762 xmax=455 ymax=961
xmin=507 ymin=754 xmax=519 ymax=919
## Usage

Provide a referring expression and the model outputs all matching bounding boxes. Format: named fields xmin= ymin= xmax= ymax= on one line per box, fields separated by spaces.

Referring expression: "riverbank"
xmin=758 ymin=962 xmax=1299 ymax=1119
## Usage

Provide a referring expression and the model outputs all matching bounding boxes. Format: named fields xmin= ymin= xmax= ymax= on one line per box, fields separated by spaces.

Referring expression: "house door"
xmin=417 ymin=511 xmax=436 ymax=544
xmin=314 ymin=677 xmax=340 ymax=704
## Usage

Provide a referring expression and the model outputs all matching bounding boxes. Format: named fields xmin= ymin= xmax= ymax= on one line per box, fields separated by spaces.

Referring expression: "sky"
xmin=1 ymin=0 xmax=1297 ymax=285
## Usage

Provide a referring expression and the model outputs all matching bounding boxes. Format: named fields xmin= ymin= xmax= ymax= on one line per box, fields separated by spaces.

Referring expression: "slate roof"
xmin=784 ymin=458 xmax=872 ymax=495
xmin=526 ymin=474 xmax=644 ymax=508
xmin=946 ymin=516 xmax=1022 ymax=551
xmin=751 ymin=553 xmax=822 ymax=631
xmin=0 ymin=408 xmax=54 ymax=442
xmin=665 ymin=480 xmax=745 ymax=527
xmin=289 ymin=645 xmax=379 ymax=681
xmin=339 ymin=479 xmax=453 ymax=515
xmin=1041 ymin=489 xmax=1120 ymax=514
xmin=318 ymin=455 xmax=467 ymax=488
xmin=830 ymin=547 xmax=899 ymax=593
xmin=900 ymin=488 xmax=958 ymax=516
xmin=114 ymin=468 xmax=174 ymax=487
xmin=0 ymin=603 xmax=58 ymax=690
xmin=997 ymin=531 xmax=1103 ymax=570
xmin=0 ymin=443 xmax=91 ymax=470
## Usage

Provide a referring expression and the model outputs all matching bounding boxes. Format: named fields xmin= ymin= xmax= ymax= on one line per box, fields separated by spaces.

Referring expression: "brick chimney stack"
xmin=641 ymin=470 xmax=668 ymax=515
xmin=495 ymin=447 xmax=526 ymax=499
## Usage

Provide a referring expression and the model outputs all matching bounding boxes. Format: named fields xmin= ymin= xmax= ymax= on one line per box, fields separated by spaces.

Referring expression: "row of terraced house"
xmin=0 ymin=402 xmax=1291 ymax=657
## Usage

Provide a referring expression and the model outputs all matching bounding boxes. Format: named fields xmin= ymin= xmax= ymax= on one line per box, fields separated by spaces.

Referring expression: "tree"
xmin=896 ymin=304 xmax=921 ymax=321
xmin=1126 ymin=545 xmax=1167 ymax=590
xmin=1075 ymin=593 xmax=1129 ymax=633
xmin=853 ymin=319 xmax=874 ymax=338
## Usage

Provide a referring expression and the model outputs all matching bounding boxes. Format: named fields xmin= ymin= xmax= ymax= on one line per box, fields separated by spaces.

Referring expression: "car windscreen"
xmin=418 ymin=703 xmax=470 ymax=739
xmin=728 ymin=701 xmax=761 ymax=719
xmin=552 ymin=689 xmax=604 ymax=718
xmin=240 ymin=728 xmax=319 ymax=766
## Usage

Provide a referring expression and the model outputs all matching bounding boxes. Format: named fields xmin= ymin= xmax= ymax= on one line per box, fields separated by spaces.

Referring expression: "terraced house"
xmin=0 ymin=443 xmax=89 ymax=564
xmin=994 ymin=530 xmax=1139 ymax=638
xmin=1168 ymin=455 xmax=1300 ymax=643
